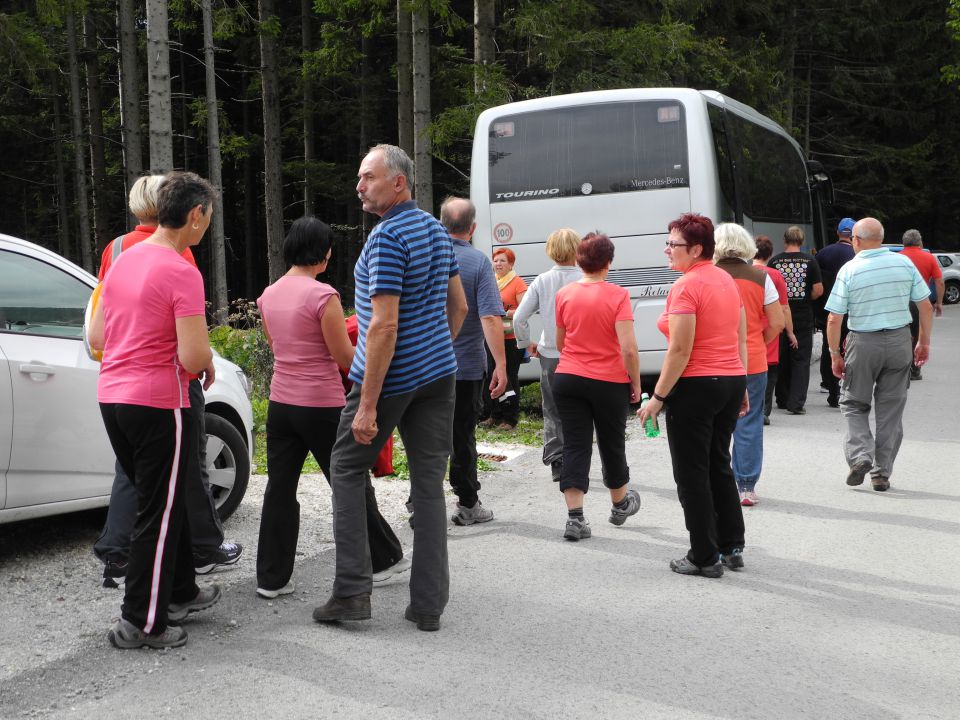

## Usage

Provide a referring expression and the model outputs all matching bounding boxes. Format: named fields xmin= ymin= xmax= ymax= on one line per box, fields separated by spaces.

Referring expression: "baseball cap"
xmin=837 ymin=217 xmax=855 ymax=236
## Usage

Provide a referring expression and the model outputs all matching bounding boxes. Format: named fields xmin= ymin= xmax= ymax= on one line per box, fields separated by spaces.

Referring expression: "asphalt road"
xmin=1 ymin=310 xmax=958 ymax=719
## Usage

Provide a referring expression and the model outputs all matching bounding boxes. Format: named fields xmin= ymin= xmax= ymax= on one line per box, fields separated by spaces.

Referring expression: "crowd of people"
xmin=89 ymin=145 xmax=936 ymax=648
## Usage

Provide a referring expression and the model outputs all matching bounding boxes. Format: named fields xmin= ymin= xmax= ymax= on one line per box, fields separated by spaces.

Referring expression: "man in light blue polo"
xmin=313 ymin=144 xmax=468 ymax=631
xmin=825 ymin=217 xmax=933 ymax=491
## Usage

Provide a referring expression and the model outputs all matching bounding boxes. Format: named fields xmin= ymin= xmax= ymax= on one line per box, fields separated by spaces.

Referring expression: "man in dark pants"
xmin=770 ymin=226 xmax=823 ymax=415
xmin=313 ymin=144 xmax=467 ymax=632
xmin=438 ymin=196 xmax=507 ymax=525
xmin=814 ymin=218 xmax=856 ymax=407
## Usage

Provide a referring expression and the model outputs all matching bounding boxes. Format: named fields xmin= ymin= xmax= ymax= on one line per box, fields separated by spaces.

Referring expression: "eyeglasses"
xmin=665 ymin=241 xmax=688 ymax=249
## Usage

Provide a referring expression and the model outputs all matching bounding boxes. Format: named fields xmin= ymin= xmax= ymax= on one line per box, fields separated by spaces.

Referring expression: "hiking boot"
xmin=194 ymin=542 xmax=243 ymax=575
xmin=256 ymin=581 xmax=295 ymax=599
xmin=168 ymin=585 xmax=222 ymax=622
xmin=312 ymin=593 xmax=371 ymax=623
xmin=720 ymin=548 xmax=745 ymax=570
xmin=609 ymin=488 xmax=641 ymax=526
xmin=102 ymin=558 xmax=128 ymax=589
xmin=404 ymin=605 xmax=441 ymax=632
xmin=372 ymin=556 xmax=411 ymax=585
xmin=871 ymin=475 xmax=890 ymax=492
xmin=108 ymin=618 xmax=187 ymax=650
xmin=563 ymin=517 xmax=591 ymax=541
xmin=670 ymin=556 xmax=723 ymax=578
xmin=846 ymin=459 xmax=872 ymax=486
xmin=451 ymin=501 xmax=494 ymax=526
xmin=550 ymin=460 xmax=563 ymax=483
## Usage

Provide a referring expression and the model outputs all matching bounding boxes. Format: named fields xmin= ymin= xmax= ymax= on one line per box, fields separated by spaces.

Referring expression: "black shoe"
xmin=787 ymin=407 xmax=806 ymax=415
xmin=846 ymin=459 xmax=872 ymax=486
xmin=670 ymin=556 xmax=723 ymax=578
xmin=404 ymin=604 xmax=441 ymax=631
xmin=312 ymin=593 xmax=371 ymax=623
xmin=168 ymin=584 xmax=222 ymax=622
xmin=910 ymin=366 xmax=922 ymax=381
xmin=102 ymin=559 xmax=128 ymax=589
xmin=550 ymin=460 xmax=563 ymax=483
xmin=194 ymin=542 xmax=243 ymax=575
xmin=827 ymin=397 xmax=840 ymax=408
xmin=720 ymin=549 xmax=744 ymax=570
xmin=763 ymin=416 xmax=771 ymax=426
xmin=871 ymin=475 xmax=890 ymax=492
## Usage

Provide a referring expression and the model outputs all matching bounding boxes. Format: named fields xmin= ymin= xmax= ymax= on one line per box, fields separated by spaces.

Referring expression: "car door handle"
xmin=19 ymin=363 xmax=56 ymax=379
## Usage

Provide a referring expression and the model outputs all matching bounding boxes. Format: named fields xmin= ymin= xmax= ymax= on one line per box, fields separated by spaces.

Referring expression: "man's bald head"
xmin=852 ymin=217 xmax=884 ymax=251
xmin=439 ymin=196 xmax=476 ymax=239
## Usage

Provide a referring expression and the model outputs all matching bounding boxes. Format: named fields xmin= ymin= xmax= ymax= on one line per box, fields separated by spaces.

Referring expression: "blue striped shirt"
xmin=349 ymin=201 xmax=460 ymax=396
xmin=825 ymin=248 xmax=930 ymax=332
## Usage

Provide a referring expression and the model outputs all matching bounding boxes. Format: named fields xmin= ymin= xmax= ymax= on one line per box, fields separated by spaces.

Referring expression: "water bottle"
xmin=639 ymin=393 xmax=660 ymax=438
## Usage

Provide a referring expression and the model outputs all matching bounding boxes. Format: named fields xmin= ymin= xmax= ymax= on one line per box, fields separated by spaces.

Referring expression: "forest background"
xmin=2 ymin=0 xmax=960 ymax=315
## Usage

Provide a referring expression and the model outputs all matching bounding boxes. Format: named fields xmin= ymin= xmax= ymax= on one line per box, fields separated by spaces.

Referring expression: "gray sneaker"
xmin=168 ymin=584 xmax=221 ymax=622
xmin=720 ymin=548 xmax=744 ymax=570
xmin=563 ymin=517 xmax=592 ymax=541
xmin=609 ymin=488 xmax=641 ymax=526
xmin=451 ymin=501 xmax=494 ymax=526
xmin=108 ymin=618 xmax=187 ymax=650
xmin=670 ymin=556 xmax=723 ymax=578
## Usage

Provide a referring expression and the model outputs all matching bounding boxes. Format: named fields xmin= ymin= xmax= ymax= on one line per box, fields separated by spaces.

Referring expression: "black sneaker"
xmin=194 ymin=542 xmax=243 ymax=575
xmin=720 ymin=548 xmax=744 ymax=570
xmin=563 ymin=517 xmax=591 ymax=541
xmin=102 ymin=559 xmax=128 ymax=589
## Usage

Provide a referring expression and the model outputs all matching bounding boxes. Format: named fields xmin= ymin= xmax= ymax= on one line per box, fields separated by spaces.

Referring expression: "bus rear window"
xmin=488 ymin=102 xmax=689 ymax=203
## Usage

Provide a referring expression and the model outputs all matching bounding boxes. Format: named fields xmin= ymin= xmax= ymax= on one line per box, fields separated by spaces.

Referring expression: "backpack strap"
xmin=111 ymin=234 xmax=126 ymax=262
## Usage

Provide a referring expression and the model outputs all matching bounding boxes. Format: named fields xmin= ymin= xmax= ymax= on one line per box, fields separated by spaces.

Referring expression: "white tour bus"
xmin=470 ymin=88 xmax=833 ymax=378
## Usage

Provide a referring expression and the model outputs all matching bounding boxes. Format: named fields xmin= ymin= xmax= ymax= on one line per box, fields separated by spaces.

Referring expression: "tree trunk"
xmin=242 ymin=75 xmax=257 ymax=300
xmin=360 ymin=34 xmax=371 ymax=239
xmin=259 ymin=0 xmax=285 ymax=282
xmin=178 ymin=28 xmax=190 ymax=170
xmin=202 ymin=0 xmax=228 ymax=324
xmin=83 ymin=11 xmax=108 ymax=252
xmin=412 ymin=5 xmax=432 ymax=213
xmin=397 ymin=1 xmax=414 ymax=158
xmin=51 ymin=70 xmax=72 ymax=259
xmin=302 ymin=0 xmax=315 ymax=216
xmin=118 ymin=0 xmax=143 ymax=222
xmin=66 ymin=6 xmax=93 ymax=272
xmin=474 ymin=0 xmax=495 ymax=95
xmin=146 ymin=0 xmax=173 ymax=172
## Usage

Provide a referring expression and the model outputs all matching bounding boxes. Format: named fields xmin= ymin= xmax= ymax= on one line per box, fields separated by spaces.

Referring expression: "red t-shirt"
xmin=97 ymin=243 xmax=206 ymax=408
xmin=900 ymin=247 xmax=942 ymax=284
xmin=657 ymin=261 xmax=744 ymax=377
xmin=257 ymin=276 xmax=345 ymax=408
xmin=757 ymin=263 xmax=788 ymax=364
xmin=555 ymin=281 xmax=633 ymax=383
xmin=98 ymin=225 xmax=197 ymax=280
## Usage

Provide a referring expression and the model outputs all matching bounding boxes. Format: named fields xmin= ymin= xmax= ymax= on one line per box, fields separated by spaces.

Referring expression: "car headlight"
xmin=236 ymin=370 xmax=252 ymax=398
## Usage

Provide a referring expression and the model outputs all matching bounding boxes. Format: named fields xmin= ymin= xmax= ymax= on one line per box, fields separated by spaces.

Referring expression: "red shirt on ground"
xmin=657 ymin=261 xmax=744 ymax=378
xmin=555 ymin=281 xmax=633 ymax=383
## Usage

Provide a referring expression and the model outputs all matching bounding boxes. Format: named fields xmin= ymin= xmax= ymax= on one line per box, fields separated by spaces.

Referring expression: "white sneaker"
xmin=451 ymin=501 xmax=494 ymax=526
xmin=256 ymin=581 xmax=295 ymax=599
xmin=372 ymin=556 xmax=412 ymax=586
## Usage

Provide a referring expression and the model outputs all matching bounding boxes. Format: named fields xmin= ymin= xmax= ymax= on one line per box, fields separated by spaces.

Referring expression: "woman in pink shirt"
xmin=256 ymin=217 xmax=407 ymax=599
xmin=90 ymin=172 xmax=220 ymax=649
xmin=553 ymin=233 xmax=642 ymax=541
xmin=638 ymin=213 xmax=748 ymax=578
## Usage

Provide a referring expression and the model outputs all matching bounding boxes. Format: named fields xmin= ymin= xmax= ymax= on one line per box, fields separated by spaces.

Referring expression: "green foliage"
xmin=208 ymin=300 xmax=274 ymax=400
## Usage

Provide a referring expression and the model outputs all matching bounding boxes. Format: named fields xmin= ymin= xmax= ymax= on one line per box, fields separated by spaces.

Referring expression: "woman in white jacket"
xmin=512 ymin=229 xmax=582 ymax=482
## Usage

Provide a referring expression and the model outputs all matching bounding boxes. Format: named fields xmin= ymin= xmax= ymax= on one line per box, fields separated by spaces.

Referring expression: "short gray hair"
xmin=128 ymin=174 xmax=167 ymax=222
xmin=902 ymin=229 xmax=922 ymax=247
xmin=370 ymin=144 xmax=414 ymax=188
xmin=713 ymin=223 xmax=757 ymax=261
xmin=439 ymin=196 xmax=475 ymax=236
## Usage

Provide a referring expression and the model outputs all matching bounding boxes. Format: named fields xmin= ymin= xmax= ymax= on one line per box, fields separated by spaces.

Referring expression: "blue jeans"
xmin=732 ymin=372 xmax=767 ymax=492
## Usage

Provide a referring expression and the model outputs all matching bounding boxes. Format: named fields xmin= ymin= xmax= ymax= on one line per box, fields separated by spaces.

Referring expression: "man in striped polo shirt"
xmin=313 ymin=144 xmax=468 ymax=632
xmin=825 ymin=217 xmax=933 ymax=492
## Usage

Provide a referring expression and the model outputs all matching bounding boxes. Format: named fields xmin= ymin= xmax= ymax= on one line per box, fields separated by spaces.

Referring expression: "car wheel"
xmin=204 ymin=413 xmax=250 ymax=522
xmin=944 ymin=280 xmax=960 ymax=305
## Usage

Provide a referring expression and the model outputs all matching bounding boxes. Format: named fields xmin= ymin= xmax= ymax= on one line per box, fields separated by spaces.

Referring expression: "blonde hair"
xmin=128 ymin=174 xmax=167 ymax=222
xmin=546 ymin=228 xmax=581 ymax=264
xmin=713 ymin=223 xmax=757 ymax=261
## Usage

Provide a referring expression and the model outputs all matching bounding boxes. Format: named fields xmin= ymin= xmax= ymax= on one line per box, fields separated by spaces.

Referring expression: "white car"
xmin=932 ymin=251 xmax=960 ymax=305
xmin=0 ymin=234 xmax=254 ymax=524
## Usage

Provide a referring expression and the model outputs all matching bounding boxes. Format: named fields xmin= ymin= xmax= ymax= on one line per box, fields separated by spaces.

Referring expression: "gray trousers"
xmin=331 ymin=374 xmax=455 ymax=616
xmin=840 ymin=327 xmax=912 ymax=479
xmin=538 ymin=355 xmax=564 ymax=466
